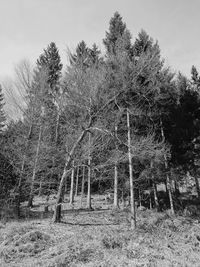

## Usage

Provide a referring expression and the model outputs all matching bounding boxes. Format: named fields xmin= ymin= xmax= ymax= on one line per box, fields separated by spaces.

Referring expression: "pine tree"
xmin=88 ymin=43 xmax=102 ymax=66
xmin=133 ymin=30 xmax=153 ymax=57
xmin=103 ymin=12 xmax=132 ymax=56
xmin=37 ymin=42 xmax=63 ymax=93
xmin=70 ymin=41 xmax=89 ymax=67
xmin=70 ymin=41 xmax=102 ymax=69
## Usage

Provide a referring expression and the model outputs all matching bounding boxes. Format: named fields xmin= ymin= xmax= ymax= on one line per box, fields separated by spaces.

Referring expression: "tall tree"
xmin=37 ymin=42 xmax=63 ymax=92
xmin=103 ymin=12 xmax=131 ymax=56
xmin=133 ymin=29 xmax=153 ymax=57
xmin=0 ymin=85 xmax=6 ymax=133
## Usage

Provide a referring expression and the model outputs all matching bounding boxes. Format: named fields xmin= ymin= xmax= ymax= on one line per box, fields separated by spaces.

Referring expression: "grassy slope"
xmin=0 ymin=195 xmax=200 ymax=267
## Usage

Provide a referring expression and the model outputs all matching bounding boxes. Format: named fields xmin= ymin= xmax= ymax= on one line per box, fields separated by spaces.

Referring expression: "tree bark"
xmin=16 ymin=124 xmax=33 ymax=217
xmin=75 ymin=166 xmax=79 ymax=197
xmin=153 ymin=182 xmax=159 ymax=210
xmin=113 ymin=163 xmax=119 ymax=208
xmin=48 ymin=112 xmax=60 ymax=196
xmin=149 ymin=193 xmax=152 ymax=210
xmin=113 ymin=124 xmax=119 ymax=209
xmin=166 ymin=173 xmax=174 ymax=214
xmin=28 ymin=123 xmax=43 ymax=208
xmin=87 ymin=132 xmax=92 ymax=209
xmin=160 ymin=121 xmax=174 ymax=215
xmin=139 ymin=189 xmax=142 ymax=208
xmin=80 ymin=165 xmax=85 ymax=207
xmin=194 ymin=176 xmax=200 ymax=199
xmin=127 ymin=108 xmax=136 ymax=229
xmin=69 ymin=161 xmax=75 ymax=206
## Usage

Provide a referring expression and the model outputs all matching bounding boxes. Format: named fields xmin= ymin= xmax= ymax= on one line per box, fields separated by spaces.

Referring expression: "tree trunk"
xmin=55 ymin=111 xmax=60 ymax=144
xmin=16 ymin=124 xmax=33 ymax=217
xmin=80 ymin=165 xmax=85 ymax=207
xmin=87 ymin=132 xmax=92 ymax=210
xmin=28 ymin=123 xmax=43 ymax=208
xmin=53 ymin=128 xmax=88 ymax=223
xmin=75 ymin=166 xmax=79 ymax=197
xmin=53 ymin=95 xmax=119 ymax=222
xmin=48 ymin=112 xmax=60 ymax=196
xmin=153 ymin=182 xmax=159 ymax=210
xmin=166 ymin=173 xmax=174 ymax=214
xmin=149 ymin=193 xmax=152 ymax=210
xmin=160 ymin=121 xmax=175 ymax=215
xmin=113 ymin=163 xmax=119 ymax=208
xmin=113 ymin=124 xmax=119 ymax=209
xmin=69 ymin=161 xmax=75 ymax=206
xmin=194 ymin=176 xmax=200 ymax=199
xmin=38 ymin=179 xmax=43 ymax=196
xmin=139 ymin=189 xmax=142 ymax=207
xmin=127 ymin=108 xmax=136 ymax=229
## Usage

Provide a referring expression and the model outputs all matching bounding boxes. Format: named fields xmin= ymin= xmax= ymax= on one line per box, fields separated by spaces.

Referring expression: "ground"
xmin=0 ymin=195 xmax=200 ymax=267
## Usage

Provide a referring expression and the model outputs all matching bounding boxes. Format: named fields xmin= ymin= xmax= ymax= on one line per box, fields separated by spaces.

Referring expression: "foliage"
xmin=0 ymin=84 xmax=6 ymax=133
xmin=1 ymin=12 xmax=200 ymax=224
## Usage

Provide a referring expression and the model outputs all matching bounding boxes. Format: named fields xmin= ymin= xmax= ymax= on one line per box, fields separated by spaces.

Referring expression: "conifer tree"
xmin=103 ymin=11 xmax=132 ymax=56
xmin=37 ymin=42 xmax=63 ymax=93
xmin=191 ymin=65 xmax=200 ymax=87
xmin=70 ymin=41 xmax=89 ymax=67
xmin=133 ymin=29 xmax=153 ymax=57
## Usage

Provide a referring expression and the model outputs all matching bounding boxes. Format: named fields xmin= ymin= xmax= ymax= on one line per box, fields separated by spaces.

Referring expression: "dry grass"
xmin=0 ymin=195 xmax=200 ymax=266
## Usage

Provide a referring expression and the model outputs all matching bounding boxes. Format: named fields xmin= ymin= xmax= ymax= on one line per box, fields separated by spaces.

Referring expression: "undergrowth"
xmin=0 ymin=209 xmax=200 ymax=266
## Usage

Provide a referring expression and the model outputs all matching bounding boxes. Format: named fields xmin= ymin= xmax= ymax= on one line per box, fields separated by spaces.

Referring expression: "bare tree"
xmin=127 ymin=108 xmax=136 ymax=229
xmin=75 ymin=165 xmax=80 ymax=197
xmin=16 ymin=124 xmax=33 ymax=216
xmin=80 ymin=165 xmax=85 ymax=207
xmin=160 ymin=121 xmax=174 ymax=215
xmin=27 ymin=109 xmax=44 ymax=208
xmin=87 ymin=131 xmax=92 ymax=209
xmin=69 ymin=161 xmax=75 ymax=205
xmin=113 ymin=124 xmax=119 ymax=209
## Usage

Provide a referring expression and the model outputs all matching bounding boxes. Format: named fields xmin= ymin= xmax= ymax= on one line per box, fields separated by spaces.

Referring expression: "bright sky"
xmin=0 ymin=0 xmax=200 ymax=80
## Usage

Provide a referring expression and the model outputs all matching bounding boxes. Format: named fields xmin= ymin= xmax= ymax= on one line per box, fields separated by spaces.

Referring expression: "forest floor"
xmin=0 ymin=194 xmax=200 ymax=267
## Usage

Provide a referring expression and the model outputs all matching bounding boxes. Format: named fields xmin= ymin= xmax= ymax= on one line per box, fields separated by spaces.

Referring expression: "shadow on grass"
xmin=59 ymin=220 xmax=118 ymax=226
xmin=18 ymin=206 xmax=111 ymax=221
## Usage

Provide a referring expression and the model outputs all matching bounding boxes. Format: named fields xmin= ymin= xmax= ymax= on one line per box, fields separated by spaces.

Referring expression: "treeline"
xmin=1 ymin=12 xmax=200 ymax=228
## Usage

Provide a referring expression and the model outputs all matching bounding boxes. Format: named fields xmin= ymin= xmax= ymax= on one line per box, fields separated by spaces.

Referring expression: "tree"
xmin=53 ymin=49 xmax=116 ymax=221
xmin=0 ymin=85 xmax=6 ymax=133
xmin=133 ymin=30 xmax=153 ymax=57
xmin=103 ymin=12 xmax=131 ymax=56
xmin=25 ymin=43 xmax=64 ymax=207
xmin=37 ymin=42 xmax=63 ymax=92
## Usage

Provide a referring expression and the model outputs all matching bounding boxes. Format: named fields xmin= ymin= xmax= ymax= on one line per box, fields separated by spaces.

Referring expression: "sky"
xmin=0 ymin=0 xmax=200 ymax=80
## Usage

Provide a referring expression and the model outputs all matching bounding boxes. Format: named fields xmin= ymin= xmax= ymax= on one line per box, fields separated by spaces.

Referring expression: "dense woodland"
xmin=1 ymin=12 xmax=200 ymax=229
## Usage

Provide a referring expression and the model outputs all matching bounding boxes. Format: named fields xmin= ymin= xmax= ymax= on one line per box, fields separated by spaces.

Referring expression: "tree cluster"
xmin=1 ymin=12 xmax=200 ymax=227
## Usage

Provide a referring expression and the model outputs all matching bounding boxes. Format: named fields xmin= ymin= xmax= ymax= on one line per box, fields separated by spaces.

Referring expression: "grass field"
xmin=0 ymin=194 xmax=200 ymax=267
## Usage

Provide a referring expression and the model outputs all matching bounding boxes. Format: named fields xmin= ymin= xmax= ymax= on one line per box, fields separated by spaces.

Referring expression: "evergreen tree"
xmin=103 ymin=11 xmax=132 ymax=56
xmin=70 ymin=41 xmax=102 ymax=69
xmin=70 ymin=40 xmax=89 ymax=68
xmin=88 ymin=43 xmax=102 ymax=66
xmin=37 ymin=42 xmax=63 ymax=93
xmin=191 ymin=65 xmax=200 ymax=86
xmin=133 ymin=30 xmax=153 ymax=57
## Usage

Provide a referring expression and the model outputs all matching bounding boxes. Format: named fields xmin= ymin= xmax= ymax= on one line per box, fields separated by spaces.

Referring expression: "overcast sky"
xmin=0 ymin=0 xmax=200 ymax=80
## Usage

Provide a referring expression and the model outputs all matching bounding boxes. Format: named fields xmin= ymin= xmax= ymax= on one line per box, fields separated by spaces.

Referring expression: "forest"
xmin=1 ymin=12 xmax=200 ymax=266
